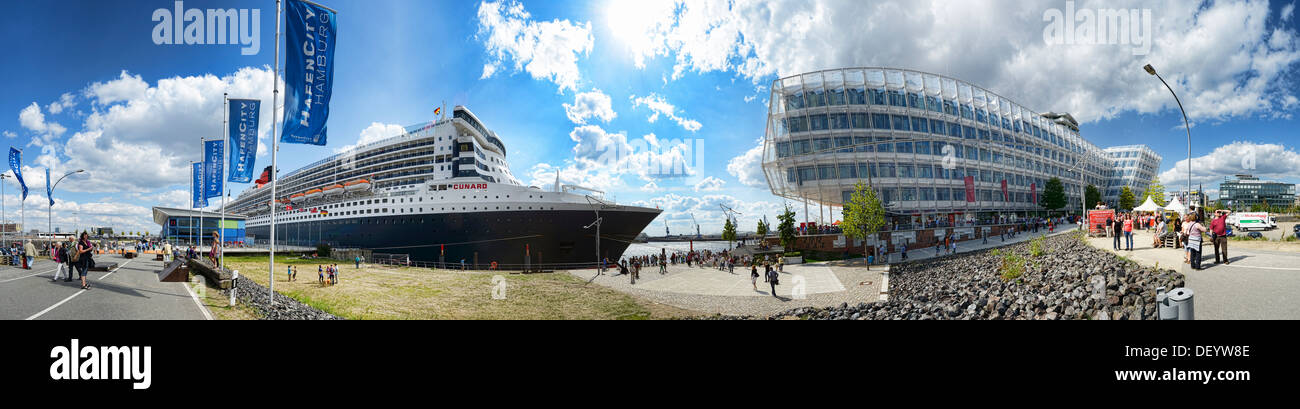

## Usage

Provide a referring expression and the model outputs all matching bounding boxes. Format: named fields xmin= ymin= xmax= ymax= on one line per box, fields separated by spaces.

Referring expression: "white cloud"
xmin=87 ymin=70 xmax=150 ymax=105
xmin=46 ymin=93 xmax=77 ymax=114
xmin=630 ymin=93 xmax=702 ymax=131
xmin=640 ymin=181 xmax=661 ymax=193
xmin=1283 ymin=3 xmax=1295 ymax=21
xmin=563 ymin=88 xmax=617 ymax=124
xmin=615 ymin=0 xmax=1300 ymax=123
xmin=335 ymin=122 xmax=407 ymax=153
xmin=480 ymin=63 xmax=499 ymax=79
xmin=476 ymin=0 xmax=594 ymax=93
xmin=726 ymin=140 xmax=767 ymax=189
xmin=2 ymin=130 xmax=15 ymax=139
xmin=693 ymin=175 xmax=725 ymax=192
xmin=631 ymin=192 xmax=786 ymax=234
xmin=1157 ymin=141 xmax=1300 ymax=199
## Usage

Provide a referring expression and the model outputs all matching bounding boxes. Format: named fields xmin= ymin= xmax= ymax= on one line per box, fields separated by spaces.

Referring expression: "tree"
xmin=1040 ymin=177 xmax=1067 ymax=215
xmin=1118 ymin=186 xmax=1136 ymax=210
xmin=841 ymin=181 xmax=887 ymax=267
xmin=721 ymin=217 xmax=737 ymax=249
xmin=1143 ymin=177 xmax=1167 ymax=206
xmin=756 ymin=219 xmax=768 ymax=239
xmin=777 ymin=204 xmax=797 ymax=251
xmin=1084 ymin=184 xmax=1102 ymax=209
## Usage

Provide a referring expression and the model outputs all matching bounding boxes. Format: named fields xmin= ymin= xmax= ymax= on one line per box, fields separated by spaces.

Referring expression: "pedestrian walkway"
xmin=873 ymin=222 xmax=1080 ymax=264
xmin=0 ymin=254 xmax=210 ymax=320
xmin=1085 ymin=228 xmax=1300 ymax=319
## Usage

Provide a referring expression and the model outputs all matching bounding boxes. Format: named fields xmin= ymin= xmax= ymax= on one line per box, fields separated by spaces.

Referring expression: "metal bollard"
xmin=1156 ymin=286 xmax=1195 ymax=320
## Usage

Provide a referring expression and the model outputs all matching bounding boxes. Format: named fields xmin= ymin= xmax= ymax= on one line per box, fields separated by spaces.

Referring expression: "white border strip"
xmin=182 ymin=280 xmax=215 ymax=321
xmin=26 ymin=260 xmax=133 ymax=320
xmin=0 ymin=268 xmax=58 ymax=283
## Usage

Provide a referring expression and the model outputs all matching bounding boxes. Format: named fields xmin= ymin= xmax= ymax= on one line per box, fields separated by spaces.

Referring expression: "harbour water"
xmin=621 ymin=241 xmax=733 ymax=259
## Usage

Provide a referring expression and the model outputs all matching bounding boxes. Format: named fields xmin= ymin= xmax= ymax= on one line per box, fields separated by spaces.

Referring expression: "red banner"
xmin=1088 ymin=210 xmax=1114 ymax=235
xmin=964 ymin=176 xmax=976 ymax=202
xmin=1031 ymin=183 xmax=1037 ymax=204
xmin=1000 ymin=179 xmax=1008 ymax=202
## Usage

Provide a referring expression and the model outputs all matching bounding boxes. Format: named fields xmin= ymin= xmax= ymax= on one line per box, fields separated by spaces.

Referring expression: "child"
xmin=319 ymin=266 xmax=325 ymax=285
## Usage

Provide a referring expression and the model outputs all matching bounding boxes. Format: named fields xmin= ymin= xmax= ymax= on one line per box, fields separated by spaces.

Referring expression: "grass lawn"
xmin=220 ymin=255 xmax=693 ymax=320
xmin=188 ymin=273 xmax=261 ymax=320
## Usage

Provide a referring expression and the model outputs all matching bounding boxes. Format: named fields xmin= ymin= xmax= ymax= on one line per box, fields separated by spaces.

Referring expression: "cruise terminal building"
xmin=760 ymin=67 xmax=1161 ymax=231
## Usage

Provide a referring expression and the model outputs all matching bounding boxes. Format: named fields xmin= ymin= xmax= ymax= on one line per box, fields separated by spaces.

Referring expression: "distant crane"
xmin=720 ymin=204 xmax=743 ymax=250
xmin=664 ymin=218 xmax=670 ymax=237
xmin=690 ymin=214 xmax=701 ymax=239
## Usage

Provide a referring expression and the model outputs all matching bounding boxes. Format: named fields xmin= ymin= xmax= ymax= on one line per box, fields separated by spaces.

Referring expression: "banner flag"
xmin=1031 ymin=183 xmax=1038 ymax=204
xmin=964 ymin=176 xmax=976 ymax=202
xmin=8 ymin=147 xmax=26 ymax=200
xmin=192 ymin=162 xmax=208 ymax=209
xmin=228 ymin=99 xmax=261 ymax=182
xmin=1001 ymin=179 xmax=1008 ymax=202
xmin=281 ymin=0 xmax=337 ymax=146
xmin=204 ymin=140 xmax=224 ymax=199
xmin=46 ymin=168 xmax=53 ymax=206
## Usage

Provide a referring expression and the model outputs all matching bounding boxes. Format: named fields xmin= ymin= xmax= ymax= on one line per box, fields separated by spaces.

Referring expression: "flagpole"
xmin=269 ymin=0 xmax=282 ymax=300
xmin=221 ymin=93 xmax=228 ymax=272
xmin=190 ymin=161 xmax=195 ymax=246
xmin=199 ymin=137 xmax=205 ymax=252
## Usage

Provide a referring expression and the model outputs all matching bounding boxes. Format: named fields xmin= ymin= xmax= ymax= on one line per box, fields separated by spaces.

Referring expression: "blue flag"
xmin=46 ymin=168 xmax=53 ymax=206
xmin=227 ymin=99 xmax=261 ymax=182
xmin=8 ymin=147 xmax=26 ymax=201
xmin=192 ymin=162 xmax=207 ymax=209
xmin=282 ymin=0 xmax=337 ymax=146
xmin=204 ymin=140 xmax=224 ymax=199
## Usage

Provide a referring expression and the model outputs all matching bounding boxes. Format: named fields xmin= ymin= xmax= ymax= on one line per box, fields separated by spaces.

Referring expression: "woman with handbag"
xmin=74 ymin=232 xmax=96 ymax=290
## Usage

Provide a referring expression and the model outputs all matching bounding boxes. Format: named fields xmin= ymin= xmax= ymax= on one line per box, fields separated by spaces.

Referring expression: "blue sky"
xmin=1 ymin=0 xmax=1298 ymax=235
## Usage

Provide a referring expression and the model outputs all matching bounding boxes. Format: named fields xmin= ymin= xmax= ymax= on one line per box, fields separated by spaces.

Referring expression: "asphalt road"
xmin=0 ymin=254 xmax=210 ymax=320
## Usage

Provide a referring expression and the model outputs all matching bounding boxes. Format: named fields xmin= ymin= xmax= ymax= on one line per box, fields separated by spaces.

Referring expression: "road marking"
xmin=182 ymin=281 xmax=214 ymax=321
xmin=98 ymin=259 xmax=134 ymax=280
xmin=0 ymin=268 xmax=58 ymax=283
xmin=1210 ymin=264 xmax=1300 ymax=271
xmin=25 ymin=260 xmax=133 ymax=321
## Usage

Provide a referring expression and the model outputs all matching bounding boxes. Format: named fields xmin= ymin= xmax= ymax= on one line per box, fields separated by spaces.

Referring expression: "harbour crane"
xmin=690 ymin=214 xmax=701 ymax=239
xmin=720 ymin=204 xmax=743 ymax=250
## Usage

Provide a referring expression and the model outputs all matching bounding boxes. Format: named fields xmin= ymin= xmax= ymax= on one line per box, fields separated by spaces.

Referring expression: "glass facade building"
xmin=760 ymin=67 xmax=1157 ymax=226
xmin=1102 ymin=145 xmax=1161 ymax=205
xmin=1219 ymin=175 xmax=1296 ymax=210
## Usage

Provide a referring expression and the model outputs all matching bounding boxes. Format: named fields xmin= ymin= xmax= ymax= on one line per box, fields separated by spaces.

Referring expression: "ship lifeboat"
xmin=304 ymin=188 xmax=323 ymax=200
xmin=289 ymin=193 xmax=306 ymax=203
xmin=344 ymin=179 xmax=371 ymax=192
xmin=323 ymin=184 xmax=345 ymax=196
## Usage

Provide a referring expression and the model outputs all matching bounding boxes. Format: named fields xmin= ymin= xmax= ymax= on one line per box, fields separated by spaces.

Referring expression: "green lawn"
xmin=219 ymin=255 xmax=692 ymax=320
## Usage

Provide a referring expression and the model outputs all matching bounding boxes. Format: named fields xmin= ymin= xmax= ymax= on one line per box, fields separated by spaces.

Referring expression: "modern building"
xmin=151 ymin=207 xmax=247 ymax=245
xmin=1218 ymin=174 xmax=1296 ymax=211
xmin=1102 ymin=145 xmax=1161 ymax=205
xmin=760 ymin=67 xmax=1152 ymax=229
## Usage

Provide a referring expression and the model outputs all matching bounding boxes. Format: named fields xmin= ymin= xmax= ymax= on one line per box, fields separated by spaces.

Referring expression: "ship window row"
xmin=784 ymin=163 xmax=1047 ymax=187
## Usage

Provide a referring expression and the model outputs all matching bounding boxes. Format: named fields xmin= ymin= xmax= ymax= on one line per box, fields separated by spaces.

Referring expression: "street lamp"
xmin=1143 ymin=64 xmax=1193 ymax=214
xmin=49 ymin=169 xmax=85 ymax=236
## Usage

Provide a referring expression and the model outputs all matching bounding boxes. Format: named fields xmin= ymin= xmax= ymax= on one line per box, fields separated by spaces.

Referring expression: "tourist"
xmin=51 ymin=242 xmax=67 ymax=282
xmin=1111 ymin=216 xmax=1123 ymax=250
xmin=64 ymin=237 xmax=77 ymax=282
xmin=1181 ymin=214 xmax=1192 ymax=264
xmin=355 ymin=255 xmax=362 ymax=269
xmin=935 ymin=241 xmax=941 ymax=256
xmin=1123 ymin=214 xmax=1134 ymax=251
xmin=23 ymin=239 xmax=36 ymax=269
xmin=765 ymin=263 xmax=779 ymax=297
xmin=1211 ymin=210 xmax=1230 ymax=265
xmin=901 ymin=243 xmax=908 ymax=261
xmin=75 ymin=232 xmax=95 ymax=290
xmin=1187 ymin=213 xmax=1206 ymax=270
xmin=950 ymin=238 xmax=957 ymax=255
xmin=750 ymin=262 xmax=759 ymax=291
xmin=1171 ymin=215 xmax=1183 ymax=249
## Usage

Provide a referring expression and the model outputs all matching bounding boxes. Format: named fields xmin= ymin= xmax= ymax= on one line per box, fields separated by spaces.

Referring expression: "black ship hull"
xmin=247 ymin=208 xmax=659 ymax=270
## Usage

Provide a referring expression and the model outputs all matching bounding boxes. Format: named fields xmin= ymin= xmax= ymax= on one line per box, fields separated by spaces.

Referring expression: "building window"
xmin=891 ymin=115 xmax=910 ymax=131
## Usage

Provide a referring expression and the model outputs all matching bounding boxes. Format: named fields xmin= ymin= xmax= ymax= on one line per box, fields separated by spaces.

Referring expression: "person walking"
xmin=750 ymin=262 xmax=759 ymax=291
xmin=1187 ymin=214 xmax=1206 ymax=270
xmin=1122 ymin=214 xmax=1134 ymax=251
xmin=51 ymin=242 xmax=67 ymax=282
xmin=765 ymin=263 xmax=779 ymax=297
xmin=74 ymin=232 xmax=95 ymax=290
xmin=23 ymin=239 xmax=36 ymax=270
xmin=1110 ymin=216 xmax=1122 ymax=250
xmin=1211 ymin=210 xmax=1230 ymax=265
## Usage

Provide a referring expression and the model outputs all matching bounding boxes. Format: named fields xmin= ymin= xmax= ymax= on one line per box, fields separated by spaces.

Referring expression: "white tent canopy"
xmin=1133 ymin=197 xmax=1163 ymax=212
xmin=1164 ymin=197 xmax=1187 ymax=214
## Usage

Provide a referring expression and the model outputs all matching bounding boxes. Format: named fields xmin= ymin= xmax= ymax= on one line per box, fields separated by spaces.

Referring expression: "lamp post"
xmin=49 ymin=170 xmax=85 ymax=236
xmin=1143 ymin=64 xmax=1193 ymax=211
xmin=0 ymin=173 xmax=8 ymax=247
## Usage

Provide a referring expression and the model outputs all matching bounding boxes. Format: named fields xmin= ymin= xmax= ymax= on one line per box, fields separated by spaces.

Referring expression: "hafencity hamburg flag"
xmin=8 ymin=147 xmax=26 ymax=200
xmin=192 ymin=162 xmax=207 ymax=209
xmin=204 ymin=140 xmax=224 ymax=200
xmin=228 ymin=99 xmax=261 ymax=182
xmin=45 ymin=168 xmax=52 ymax=206
xmin=281 ymin=0 xmax=337 ymax=146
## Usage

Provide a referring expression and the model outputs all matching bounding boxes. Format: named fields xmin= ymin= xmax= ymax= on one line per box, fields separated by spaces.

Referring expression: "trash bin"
xmin=1156 ymin=286 xmax=1194 ymax=320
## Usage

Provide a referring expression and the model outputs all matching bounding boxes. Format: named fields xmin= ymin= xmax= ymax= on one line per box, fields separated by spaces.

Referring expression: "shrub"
xmin=1029 ymin=236 xmax=1045 ymax=257
xmin=1000 ymin=253 xmax=1025 ymax=282
xmin=316 ymin=243 xmax=331 ymax=257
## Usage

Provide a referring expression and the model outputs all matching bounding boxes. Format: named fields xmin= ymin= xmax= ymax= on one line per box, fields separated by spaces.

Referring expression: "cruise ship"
xmin=226 ymin=106 xmax=661 ymax=269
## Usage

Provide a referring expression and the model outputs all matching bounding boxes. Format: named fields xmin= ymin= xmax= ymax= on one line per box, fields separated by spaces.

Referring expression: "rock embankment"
xmin=717 ymin=232 xmax=1184 ymax=320
xmin=228 ymin=276 xmax=342 ymax=320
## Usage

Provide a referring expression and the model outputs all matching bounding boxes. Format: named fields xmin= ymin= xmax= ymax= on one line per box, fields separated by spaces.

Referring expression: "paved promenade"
xmin=0 ymin=254 xmax=210 ymax=320
xmin=1085 ymin=228 xmax=1300 ymax=320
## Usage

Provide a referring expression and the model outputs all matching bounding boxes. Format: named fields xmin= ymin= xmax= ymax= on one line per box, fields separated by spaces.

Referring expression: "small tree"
xmin=1118 ymin=186 xmax=1136 ymax=211
xmin=777 ymin=204 xmax=797 ymax=251
xmin=1084 ymin=184 xmax=1102 ymax=209
xmin=755 ymin=219 xmax=768 ymax=239
xmin=841 ymin=181 xmax=886 ymax=268
xmin=1041 ymin=177 xmax=1067 ymax=216
xmin=721 ymin=217 xmax=737 ymax=249
xmin=1143 ymin=177 xmax=1167 ymax=206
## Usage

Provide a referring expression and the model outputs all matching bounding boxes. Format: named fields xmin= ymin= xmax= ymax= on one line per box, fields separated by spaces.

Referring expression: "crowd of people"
xmin=1103 ymin=205 xmax=1232 ymax=272
xmin=46 ymin=233 xmax=99 ymax=290
xmin=609 ymin=248 xmax=788 ymax=297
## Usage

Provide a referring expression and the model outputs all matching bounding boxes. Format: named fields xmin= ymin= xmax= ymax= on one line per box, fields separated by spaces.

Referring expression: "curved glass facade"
xmin=760 ymin=67 xmax=1145 ymax=225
